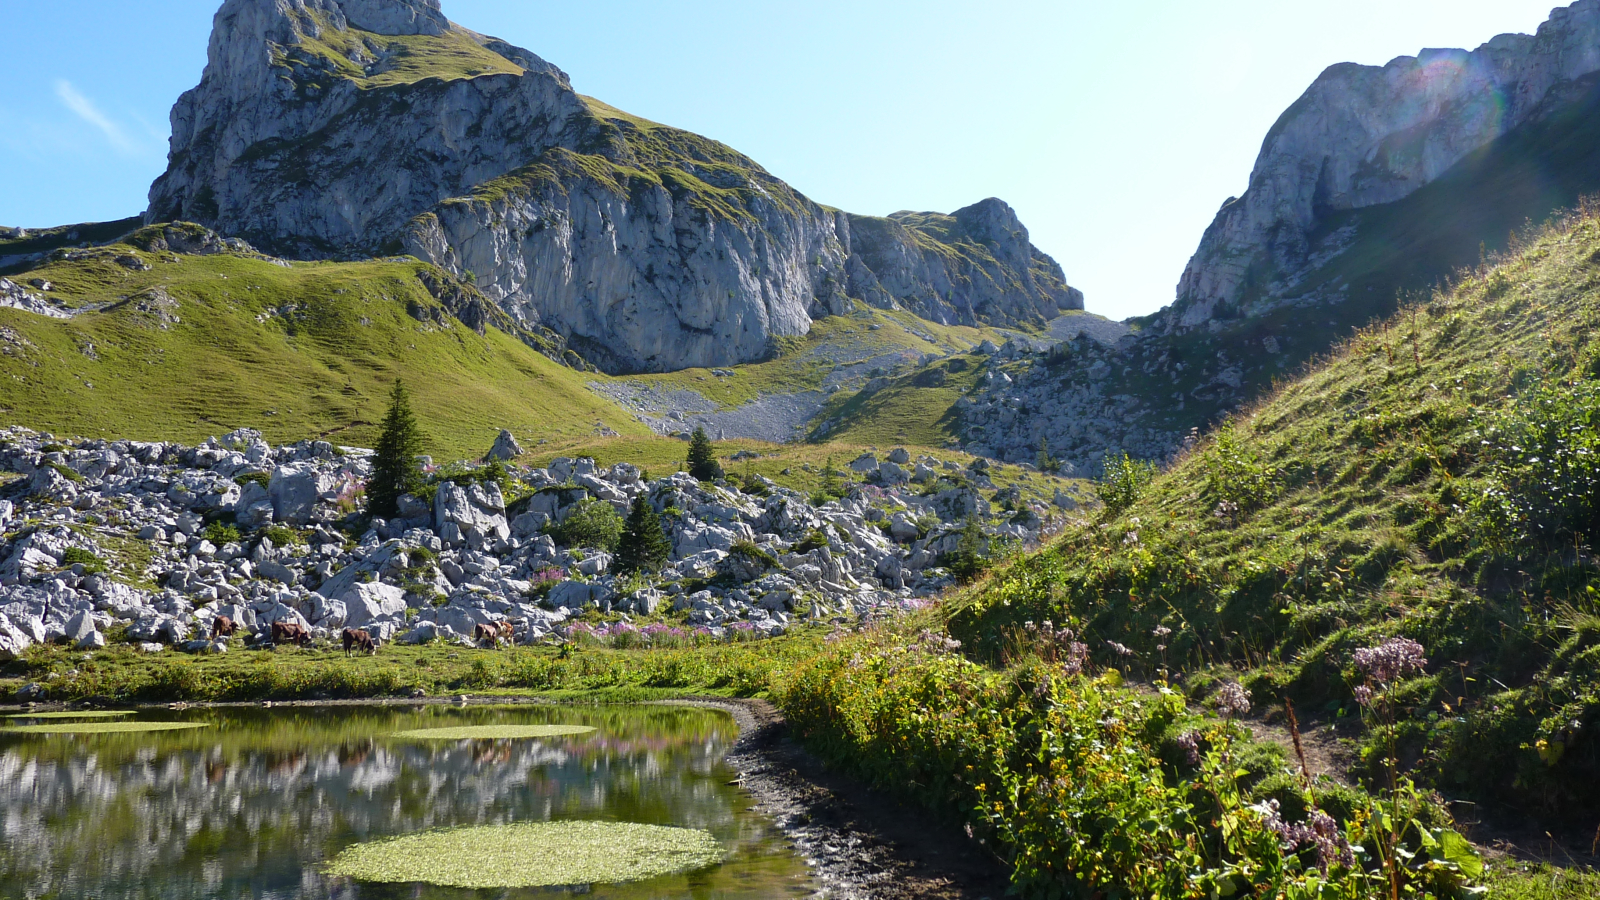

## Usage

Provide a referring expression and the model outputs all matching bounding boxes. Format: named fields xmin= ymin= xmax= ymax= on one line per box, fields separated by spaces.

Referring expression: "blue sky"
xmin=0 ymin=1 xmax=1564 ymax=319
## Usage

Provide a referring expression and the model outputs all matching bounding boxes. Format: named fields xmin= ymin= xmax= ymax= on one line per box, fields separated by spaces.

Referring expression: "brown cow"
xmin=474 ymin=620 xmax=515 ymax=648
xmin=270 ymin=620 xmax=312 ymax=647
xmin=211 ymin=616 xmax=237 ymax=640
xmin=342 ymin=628 xmax=377 ymax=657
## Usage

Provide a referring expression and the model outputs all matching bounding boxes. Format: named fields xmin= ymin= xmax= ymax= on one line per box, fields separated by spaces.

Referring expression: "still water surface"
xmin=0 ymin=704 xmax=816 ymax=899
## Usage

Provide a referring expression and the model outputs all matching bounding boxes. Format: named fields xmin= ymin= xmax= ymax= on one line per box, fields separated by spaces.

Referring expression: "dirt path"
xmin=669 ymin=698 xmax=1010 ymax=900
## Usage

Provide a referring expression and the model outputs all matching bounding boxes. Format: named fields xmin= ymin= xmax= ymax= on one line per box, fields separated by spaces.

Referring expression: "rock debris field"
xmin=0 ymin=427 xmax=1079 ymax=671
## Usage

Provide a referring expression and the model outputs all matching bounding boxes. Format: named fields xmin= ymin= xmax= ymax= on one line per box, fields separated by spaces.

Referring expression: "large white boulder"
xmin=341 ymin=582 xmax=407 ymax=630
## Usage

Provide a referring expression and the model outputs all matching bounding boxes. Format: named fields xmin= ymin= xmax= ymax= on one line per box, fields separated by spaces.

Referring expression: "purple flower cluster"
xmin=1175 ymin=730 xmax=1202 ymax=766
xmin=917 ymin=629 xmax=963 ymax=654
xmin=1214 ymin=681 xmax=1252 ymax=717
xmin=1260 ymin=801 xmax=1355 ymax=873
xmin=531 ymin=567 xmax=566 ymax=584
xmin=1353 ymin=637 xmax=1428 ymax=684
xmin=1023 ymin=620 xmax=1090 ymax=675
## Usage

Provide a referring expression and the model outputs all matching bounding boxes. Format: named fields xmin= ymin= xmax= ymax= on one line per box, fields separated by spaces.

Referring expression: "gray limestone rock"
xmin=486 ymin=429 xmax=523 ymax=462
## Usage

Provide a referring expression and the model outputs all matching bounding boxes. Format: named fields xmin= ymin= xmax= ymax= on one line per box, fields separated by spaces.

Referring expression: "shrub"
xmin=202 ymin=521 xmax=241 ymax=546
xmin=553 ymin=499 xmax=623 ymax=552
xmin=791 ymin=529 xmax=831 ymax=554
xmin=729 ymin=539 xmax=778 ymax=570
xmin=1095 ymin=452 xmax=1156 ymax=517
xmin=233 ymin=472 xmax=271 ymax=489
xmin=261 ymin=526 xmax=303 ymax=547
xmin=1473 ymin=377 xmax=1600 ymax=549
xmin=59 ymin=547 xmax=106 ymax=573
xmin=1202 ymin=425 xmax=1280 ymax=514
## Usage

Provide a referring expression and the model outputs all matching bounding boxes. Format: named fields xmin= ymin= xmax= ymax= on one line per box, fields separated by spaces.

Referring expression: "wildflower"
xmin=1175 ymin=730 xmax=1202 ymax=765
xmin=1214 ymin=682 xmax=1251 ymax=717
xmin=1353 ymin=685 xmax=1373 ymax=707
xmin=1106 ymin=641 xmax=1134 ymax=657
xmin=1353 ymin=637 xmax=1428 ymax=684
xmin=1152 ymin=625 xmax=1172 ymax=638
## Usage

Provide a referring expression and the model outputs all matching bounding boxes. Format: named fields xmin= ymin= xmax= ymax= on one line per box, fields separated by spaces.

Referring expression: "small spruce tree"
xmin=947 ymin=514 xmax=989 ymax=583
xmin=686 ymin=427 xmax=723 ymax=482
xmin=368 ymin=380 xmax=426 ymax=519
xmin=617 ymin=494 xmax=672 ymax=575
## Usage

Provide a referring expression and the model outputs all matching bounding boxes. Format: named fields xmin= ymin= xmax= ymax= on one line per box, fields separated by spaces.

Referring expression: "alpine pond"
xmin=0 ymin=703 xmax=815 ymax=898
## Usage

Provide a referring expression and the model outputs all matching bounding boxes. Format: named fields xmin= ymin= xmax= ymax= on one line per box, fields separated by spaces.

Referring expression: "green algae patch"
xmin=6 ymin=711 xmax=134 ymax=720
xmin=5 ymin=721 xmax=209 ymax=735
xmin=324 ymin=821 xmax=725 ymax=888
xmin=388 ymin=724 xmax=596 ymax=740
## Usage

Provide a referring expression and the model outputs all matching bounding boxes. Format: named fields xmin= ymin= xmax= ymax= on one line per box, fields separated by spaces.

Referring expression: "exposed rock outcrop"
xmin=1168 ymin=0 xmax=1600 ymax=331
xmin=145 ymin=0 xmax=1080 ymax=373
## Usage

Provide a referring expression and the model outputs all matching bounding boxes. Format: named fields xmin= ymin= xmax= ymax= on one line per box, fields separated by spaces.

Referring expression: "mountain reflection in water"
xmin=0 ymin=704 xmax=814 ymax=899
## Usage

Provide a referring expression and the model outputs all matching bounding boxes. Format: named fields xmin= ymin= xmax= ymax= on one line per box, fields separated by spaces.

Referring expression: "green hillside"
xmin=0 ymin=230 xmax=647 ymax=459
xmin=953 ymin=206 xmax=1600 ymax=825
xmin=770 ymin=207 xmax=1600 ymax=900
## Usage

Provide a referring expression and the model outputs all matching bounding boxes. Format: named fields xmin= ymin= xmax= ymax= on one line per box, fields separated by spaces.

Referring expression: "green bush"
xmin=261 ymin=526 xmax=303 ymax=547
xmin=553 ymin=499 xmax=623 ymax=552
xmin=233 ymin=472 xmax=271 ymax=489
xmin=1202 ymin=426 xmax=1280 ymax=515
xmin=202 ymin=521 xmax=241 ymax=546
xmin=59 ymin=547 xmax=106 ymax=573
xmin=791 ymin=529 xmax=831 ymax=554
xmin=1095 ymin=452 xmax=1156 ymax=517
xmin=729 ymin=539 xmax=778 ymax=570
xmin=1473 ymin=377 xmax=1600 ymax=550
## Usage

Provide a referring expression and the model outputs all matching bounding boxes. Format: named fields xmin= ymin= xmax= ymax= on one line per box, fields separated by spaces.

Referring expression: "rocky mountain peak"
xmin=335 ymin=0 xmax=448 ymax=36
xmin=1164 ymin=0 xmax=1600 ymax=332
xmin=145 ymin=0 xmax=1081 ymax=373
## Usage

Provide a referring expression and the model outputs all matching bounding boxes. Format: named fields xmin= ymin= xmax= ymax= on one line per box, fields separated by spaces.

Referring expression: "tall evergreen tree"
xmin=368 ymin=380 xmax=426 ymax=519
xmin=617 ymin=494 xmax=672 ymax=575
xmin=686 ymin=426 xmax=723 ymax=482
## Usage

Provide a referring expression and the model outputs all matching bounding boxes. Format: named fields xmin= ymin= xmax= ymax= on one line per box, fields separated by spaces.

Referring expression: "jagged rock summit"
xmin=1168 ymin=0 xmax=1600 ymax=331
xmin=147 ymin=0 xmax=1081 ymax=373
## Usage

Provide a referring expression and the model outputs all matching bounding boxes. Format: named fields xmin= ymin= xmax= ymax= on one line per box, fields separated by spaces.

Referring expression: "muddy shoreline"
xmin=4 ymin=694 xmax=1008 ymax=899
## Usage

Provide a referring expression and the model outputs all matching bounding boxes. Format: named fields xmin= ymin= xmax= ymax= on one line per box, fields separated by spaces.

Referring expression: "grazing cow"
xmin=474 ymin=621 xmax=515 ymax=648
xmin=270 ymin=620 xmax=312 ymax=647
xmin=342 ymin=628 xmax=377 ymax=657
xmin=211 ymin=616 xmax=237 ymax=640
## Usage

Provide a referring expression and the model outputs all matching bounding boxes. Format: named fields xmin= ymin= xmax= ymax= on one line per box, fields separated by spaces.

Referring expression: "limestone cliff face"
xmin=1168 ymin=0 xmax=1600 ymax=331
xmin=148 ymin=0 xmax=1080 ymax=372
xmin=844 ymin=200 xmax=1082 ymax=327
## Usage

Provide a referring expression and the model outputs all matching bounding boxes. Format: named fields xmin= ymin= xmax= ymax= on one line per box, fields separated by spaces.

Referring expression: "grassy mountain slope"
xmin=952 ymin=206 xmax=1600 ymax=827
xmin=617 ymin=306 xmax=1015 ymax=416
xmin=0 ymin=236 xmax=647 ymax=459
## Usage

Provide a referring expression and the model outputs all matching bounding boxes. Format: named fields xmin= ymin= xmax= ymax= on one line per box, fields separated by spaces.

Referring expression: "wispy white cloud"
xmin=54 ymin=80 xmax=137 ymax=154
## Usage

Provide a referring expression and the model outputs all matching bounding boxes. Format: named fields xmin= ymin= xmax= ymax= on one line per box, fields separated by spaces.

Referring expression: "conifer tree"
xmin=617 ymin=494 xmax=672 ymax=575
xmin=686 ymin=426 xmax=723 ymax=482
xmin=368 ymin=380 xmax=426 ymax=519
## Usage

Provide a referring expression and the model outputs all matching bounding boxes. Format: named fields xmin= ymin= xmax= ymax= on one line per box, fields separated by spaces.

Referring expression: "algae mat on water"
xmin=4 ymin=721 xmax=208 ymax=734
xmin=325 ymin=821 xmax=726 ymax=888
xmin=6 ymin=710 xmax=133 ymax=719
xmin=388 ymin=724 xmax=597 ymax=740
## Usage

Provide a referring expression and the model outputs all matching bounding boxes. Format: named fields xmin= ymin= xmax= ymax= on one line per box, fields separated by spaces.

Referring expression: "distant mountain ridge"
xmin=146 ymin=0 xmax=1081 ymax=374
